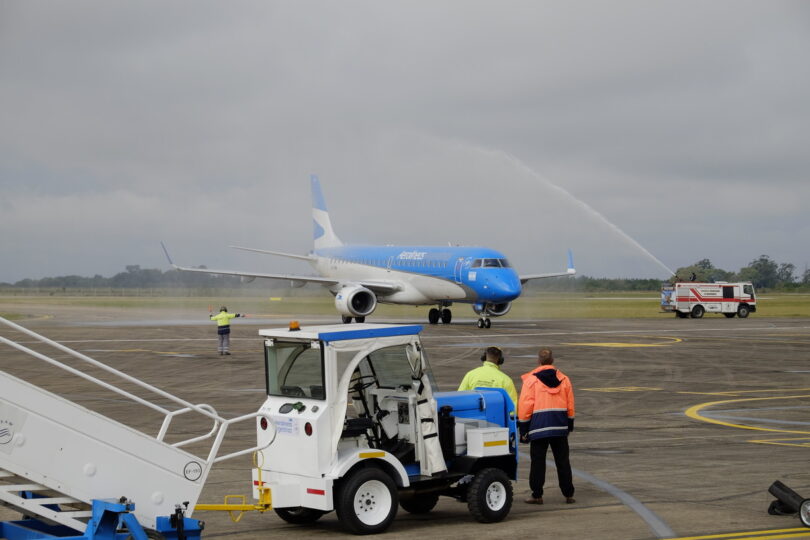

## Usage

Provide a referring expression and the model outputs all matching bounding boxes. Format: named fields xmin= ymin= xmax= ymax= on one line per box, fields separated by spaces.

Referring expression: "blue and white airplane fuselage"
xmin=312 ymin=245 xmax=522 ymax=307
xmin=166 ymin=175 xmax=573 ymax=328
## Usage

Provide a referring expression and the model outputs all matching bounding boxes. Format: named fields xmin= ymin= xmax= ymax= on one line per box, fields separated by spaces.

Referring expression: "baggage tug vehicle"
xmin=249 ymin=322 xmax=518 ymax=534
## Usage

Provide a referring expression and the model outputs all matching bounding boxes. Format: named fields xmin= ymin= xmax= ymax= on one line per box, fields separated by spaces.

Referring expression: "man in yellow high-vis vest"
xmin=210 ymin=306 xmax=242 ymax=355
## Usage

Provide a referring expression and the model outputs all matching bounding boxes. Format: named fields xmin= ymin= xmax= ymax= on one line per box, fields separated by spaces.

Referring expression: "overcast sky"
xmin=2 ymin=1 xmax=809 ymax=283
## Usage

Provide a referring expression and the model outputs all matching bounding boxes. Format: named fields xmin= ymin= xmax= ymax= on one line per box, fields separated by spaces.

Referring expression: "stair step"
xmin=33 ymin=497 xmax=82 ymax=505
xmin=0 ymin=484 xmax=47 ymax=492
xmin=60 ymin=510 xmax=93 ymax=518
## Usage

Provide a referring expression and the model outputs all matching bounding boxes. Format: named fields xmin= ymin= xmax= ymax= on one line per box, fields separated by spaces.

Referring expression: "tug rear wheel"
xmin=335 ymin=467 xmax=398 ymax=535
xmin=467 ymin=467 xmax=512 ymax=523
xmin=274 ymin=507 xmax=327 ymax=524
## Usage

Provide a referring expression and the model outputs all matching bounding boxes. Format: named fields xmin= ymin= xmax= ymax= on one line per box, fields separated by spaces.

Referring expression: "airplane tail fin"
xmin=567 ymin=249 xmax=576 ymax=274
xmin=311 ymin=175 xmax=342 ymax=251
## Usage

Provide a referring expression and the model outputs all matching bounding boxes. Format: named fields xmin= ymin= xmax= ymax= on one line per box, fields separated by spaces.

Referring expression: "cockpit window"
xmin=482 ymin=259 xmax=501 ymax=267
xmin=471 ymin=259 xmax=482 ymax=268
xmin=472 ymin=258 xmax=510 ymax=268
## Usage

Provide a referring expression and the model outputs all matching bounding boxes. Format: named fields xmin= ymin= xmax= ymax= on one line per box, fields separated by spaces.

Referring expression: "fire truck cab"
xmin=661 ymin=281 xmax=757 ymax=319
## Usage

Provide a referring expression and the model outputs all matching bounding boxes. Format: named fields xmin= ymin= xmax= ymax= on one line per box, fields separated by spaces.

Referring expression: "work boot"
xmin=524 ymin=496 xmax=543 ymax=505
xmin=565 ymin=497 xmax=576 ymax=504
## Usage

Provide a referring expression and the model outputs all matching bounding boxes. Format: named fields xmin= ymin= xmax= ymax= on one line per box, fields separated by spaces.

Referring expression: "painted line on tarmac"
xmin=667 ymin=528 xmax=810 ymax=540
xmin=685 ymin=395 xmax=810 ymax=435
xmin=519 ymin=451 xmax=675 ymax=538
xmin=421 ymin=325 xmax=810 ymax=341
xmin=562 ymin=336 xmax=682 ymax=348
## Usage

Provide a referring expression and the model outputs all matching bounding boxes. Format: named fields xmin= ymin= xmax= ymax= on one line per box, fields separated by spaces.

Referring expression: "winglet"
xmin=160 ymin=241 xmax=176 ymax=267
xmin=567 ymin=249 xmax=576 ymax=275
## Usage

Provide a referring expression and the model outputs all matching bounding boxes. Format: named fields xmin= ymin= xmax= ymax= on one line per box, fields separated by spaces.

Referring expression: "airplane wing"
xmin=229 ymin=245 xmax=316 ymax=262
xmin=162 ymin=243 xmax=401 ymax=293
xmin=519 ymin=250 xmax=576 ymax=285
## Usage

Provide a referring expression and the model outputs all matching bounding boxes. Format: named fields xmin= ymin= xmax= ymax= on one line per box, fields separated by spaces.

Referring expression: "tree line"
xmin=2 ymin=255 xmax=808 ymax=292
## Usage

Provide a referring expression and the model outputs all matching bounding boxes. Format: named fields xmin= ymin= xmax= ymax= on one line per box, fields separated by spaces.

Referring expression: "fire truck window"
xmin=744 ymin=285 xmax=754 ymax=298
xmin=723 ymin=286 xmax=734 ymax=299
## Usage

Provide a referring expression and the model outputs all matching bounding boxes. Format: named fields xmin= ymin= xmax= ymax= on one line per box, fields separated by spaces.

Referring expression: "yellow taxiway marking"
xmin=679 ymin=388 xmax=810 ymax=397
xmin=685 ymin=395 xmax=810 ymax=435
xmin=562 ymin=336 xmax=682 ymax=348
xmin=669 ymin=528 xmax=810 ymax=540
xmin=748 ymin=437 xmax=810 ymax=448
xmin=582 ymin=386 xmax=662 ymax=393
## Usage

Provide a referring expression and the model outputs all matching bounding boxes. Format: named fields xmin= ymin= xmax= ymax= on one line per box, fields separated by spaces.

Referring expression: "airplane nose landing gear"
xmin=477 ymin=318 xmax=491 ymax=329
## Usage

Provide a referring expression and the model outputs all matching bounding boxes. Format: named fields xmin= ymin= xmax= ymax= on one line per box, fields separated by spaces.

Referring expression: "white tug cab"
xmin=251 ymin=322 xmax=517 ymax=534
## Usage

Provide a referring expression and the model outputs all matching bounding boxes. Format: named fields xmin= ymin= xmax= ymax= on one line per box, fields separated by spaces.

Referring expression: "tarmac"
xmin=2 ymin=309 xmax=810 ymax=540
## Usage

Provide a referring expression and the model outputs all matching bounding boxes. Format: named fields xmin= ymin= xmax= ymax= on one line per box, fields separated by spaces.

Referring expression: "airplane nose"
xmin=487 ymin=272 xmax=521 ymax=301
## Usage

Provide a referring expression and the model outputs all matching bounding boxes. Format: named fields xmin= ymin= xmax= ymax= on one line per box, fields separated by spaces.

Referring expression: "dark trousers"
xmin=529 ymin=436 xmax=574 ymax=498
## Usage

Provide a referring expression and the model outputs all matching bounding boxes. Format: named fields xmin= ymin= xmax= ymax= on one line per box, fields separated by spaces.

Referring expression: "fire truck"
xmin=661 ymin=281 xmax=757 ymax=318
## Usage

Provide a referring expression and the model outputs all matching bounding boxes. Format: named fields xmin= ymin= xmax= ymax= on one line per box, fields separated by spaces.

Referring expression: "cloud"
xmin=2 ymin=1 xmax=809 ymax=281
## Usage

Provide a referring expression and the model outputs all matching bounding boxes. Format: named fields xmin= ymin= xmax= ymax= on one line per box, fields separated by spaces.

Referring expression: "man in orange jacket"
xmin=518 ymin=348 xmax=575 ymax=505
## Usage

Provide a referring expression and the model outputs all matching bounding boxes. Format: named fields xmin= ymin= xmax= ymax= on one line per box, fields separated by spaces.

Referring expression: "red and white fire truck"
xmin=661 ymin=281 xmax=757 ymax=319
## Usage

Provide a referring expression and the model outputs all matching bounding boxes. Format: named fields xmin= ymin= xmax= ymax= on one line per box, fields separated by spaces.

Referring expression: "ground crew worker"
xmin=457 ymin=346 xmax=518 ymax=407
xmin=210 ymin=306 xmax=242 ymax=355
xmin=518 ymin=348 xmax=575 ymax=505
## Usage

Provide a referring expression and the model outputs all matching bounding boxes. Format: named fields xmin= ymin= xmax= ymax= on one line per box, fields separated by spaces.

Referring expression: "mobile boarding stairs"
xmin=0 ymin=316 xmax=274 ymax=540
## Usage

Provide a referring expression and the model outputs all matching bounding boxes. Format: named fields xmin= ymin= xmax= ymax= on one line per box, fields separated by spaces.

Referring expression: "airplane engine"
xmin=473 ymin=302 xmax=512 ymax=317
xmin=335 ymin=285 xmax=377 ymax=317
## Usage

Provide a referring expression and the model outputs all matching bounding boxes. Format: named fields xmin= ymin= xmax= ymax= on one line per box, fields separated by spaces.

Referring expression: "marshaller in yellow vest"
xmin=210 ymin=306 xmax=242 ymax=355
xmin=457 ymin=346 xmax=518 ymax=407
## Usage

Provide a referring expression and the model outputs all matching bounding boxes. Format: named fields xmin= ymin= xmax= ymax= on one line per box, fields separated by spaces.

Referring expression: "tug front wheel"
xmin=335 ymin=467 xmax=398 ymax=535
xmin=467 ymin=467 xmax=513 ymax=523
xmin=274 ymin=507 xmax=327 ymax=524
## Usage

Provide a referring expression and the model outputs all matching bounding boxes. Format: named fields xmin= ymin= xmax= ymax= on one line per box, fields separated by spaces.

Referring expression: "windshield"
xmin=265 ymin=341 xmax=325 ymax=400
xmin=472 ymin=258 xmax=511 ymax=268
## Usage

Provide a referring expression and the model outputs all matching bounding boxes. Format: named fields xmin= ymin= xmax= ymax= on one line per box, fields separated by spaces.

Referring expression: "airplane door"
xmin=387 ymin=256 xmax=394 ymax=271
xmin=454 ymin=258 xmax=464 ymax=283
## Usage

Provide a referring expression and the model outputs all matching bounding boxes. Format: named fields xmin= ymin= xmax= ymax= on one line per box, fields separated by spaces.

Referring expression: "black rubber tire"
xmin=724 ymin=313 xmax=736 ymax=318
xmin=737 ymin=304 xmax=751 ymax=318
xmin=690 ymin=305 xmax=705 ymax=319
xmin=428 ymin=308 xmax=440 ymax=325
xmin=466 ymin=467 xmax=513 ymax=523
xmin=274 ymin=507 xmax=327 ymax=524
xmin=440 ymin=308 xmax=452 ymax=324
xmin=334 ymin=467 xmax=398 ymax=535
xmin=477 ymin=318 xmax=485 ymax=329
xmin=342 ymin=315 xmax=353 ymax=324
xmin=400 ymin=493 xmax=439 ymax=514
xmin=355 ymin=316 xmax=366 ymax=323
xmin=799 ymin=498 xmax=810 ymax=527
xmin=676 ymin=311 xmax=689 ymax=319
xmin=484 ymin=318 xmax=491 ymax=328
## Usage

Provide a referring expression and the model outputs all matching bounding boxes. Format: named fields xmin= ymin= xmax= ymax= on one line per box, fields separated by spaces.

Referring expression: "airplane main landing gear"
xmin=342 ymin=315 xmax=353 ymax=324
xmin=428 ymin=307 xmax=452 ymax=325
xmin=441 ymin=308 xmax=452 ymax=324
xmin=476 ymin=318 xmax=491 ymax=329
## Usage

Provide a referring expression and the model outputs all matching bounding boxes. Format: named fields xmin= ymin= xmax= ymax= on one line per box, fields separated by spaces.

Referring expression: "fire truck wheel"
xmin=335 ymin=467 xmax=398 ymax=535
xmin=690 ymin=305 xmax=705 ymax=319
xmin=724 ymin=313 xmax=736 ymax=318
xmin=737 ymin=304 xmax=750 ymax=318
xmin=400 ymin=493 xmax=439 ymax=514
xmin=467 ymin=467 xmax=513 ymax=523
xmin=274 ymin=507 xmax=328 ymax=524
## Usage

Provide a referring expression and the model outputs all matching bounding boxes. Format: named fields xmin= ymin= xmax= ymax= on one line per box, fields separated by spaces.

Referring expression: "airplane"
xmin=163 ymin=175 xmax=575 ymax=328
